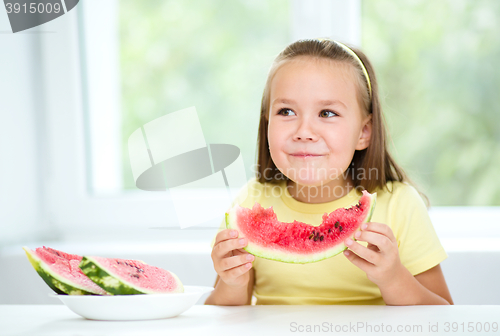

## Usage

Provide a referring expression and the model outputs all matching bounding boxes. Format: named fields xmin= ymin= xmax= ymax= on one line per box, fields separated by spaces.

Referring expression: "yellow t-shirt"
xmin=211 ymin=177 xmax=448 ymax=305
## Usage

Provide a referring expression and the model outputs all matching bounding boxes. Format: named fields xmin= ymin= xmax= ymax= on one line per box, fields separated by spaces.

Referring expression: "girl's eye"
xmin=277 ymin=108 xmax=296 ymax=116
xmin=320 ymin=110 xmax=338 ymax=118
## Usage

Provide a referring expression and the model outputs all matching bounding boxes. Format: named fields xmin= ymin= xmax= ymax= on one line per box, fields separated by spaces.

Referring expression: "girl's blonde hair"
xmin=255 ymin=39 xmax=430 ymax=207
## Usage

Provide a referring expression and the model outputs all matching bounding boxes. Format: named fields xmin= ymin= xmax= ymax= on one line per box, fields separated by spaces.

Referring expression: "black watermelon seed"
xmin=314 ymin=235 xmax=318 ymax=241
xmin=131 ymin=274 xmax=140 ymax=278
xmin=320 ymin=236 xmax=324 ymax=241
xmin=328 ymin=228 xmax=331 ymax=233
xmin=308 ymin=233 xmax=314 ymax=240
xmin=335 ymin=221 xmax=339 ymax=228
xmin=339 ymin=225 xmax=343 ymax=232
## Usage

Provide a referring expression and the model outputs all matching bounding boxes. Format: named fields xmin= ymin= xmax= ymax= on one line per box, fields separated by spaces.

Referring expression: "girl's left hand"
xmin=343 ymin=222 xmax=404 ymax=288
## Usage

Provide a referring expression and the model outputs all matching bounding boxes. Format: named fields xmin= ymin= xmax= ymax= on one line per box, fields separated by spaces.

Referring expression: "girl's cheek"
xmin=267 ymin=124 xmax=284 ymax=147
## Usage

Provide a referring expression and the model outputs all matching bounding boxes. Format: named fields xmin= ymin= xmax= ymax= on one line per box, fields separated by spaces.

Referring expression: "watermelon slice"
xmin=23 ymin=246 xmax=109 ymax=295
xmin=79 ymin=256 xmax=184 ymax=295
xmin=226 ymin=189 xmax=377 ymax=264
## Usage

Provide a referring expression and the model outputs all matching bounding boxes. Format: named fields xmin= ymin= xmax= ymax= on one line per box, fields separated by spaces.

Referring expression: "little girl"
xmin=205 ymin=38 xmax=453 ymax=306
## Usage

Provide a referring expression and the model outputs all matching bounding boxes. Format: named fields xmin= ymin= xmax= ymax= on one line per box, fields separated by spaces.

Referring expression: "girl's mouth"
xmin=290 ymin=154 xmax=323 ymax=158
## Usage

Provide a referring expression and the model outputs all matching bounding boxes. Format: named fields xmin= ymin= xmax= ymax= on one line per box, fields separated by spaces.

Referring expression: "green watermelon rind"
xmin=225 ymin=192 xmax=377 ymax=264
xmin=79 ymin=256 xmax=184 ymax=295
xmin=22 ymin=247 xmax=107 ymax=295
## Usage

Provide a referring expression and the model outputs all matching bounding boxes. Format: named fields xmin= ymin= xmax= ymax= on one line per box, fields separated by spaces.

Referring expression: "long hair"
xmin=255 ymin=39 xmax=430 ymax=208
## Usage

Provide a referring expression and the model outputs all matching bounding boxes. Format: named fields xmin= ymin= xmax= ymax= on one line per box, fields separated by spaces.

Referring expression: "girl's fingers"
xmin=219 ymin=253 xmax=255 ymax=272
xmin=362 ymin=222 xmax=397 ymax=245
xmin=213 ymin=237 xmax=248 ymax=259
xmin=214 ymin=229 xmax=239 ymax=245
xmin=222 ymin=261 xmax=253 ymax=280
xmin=345 ymin=239 xmax=380 ymax=265
xmin=355 ymin=230 xmax=392 ymax=253
xmin=344 ymin=249 xmax=376 ymax=274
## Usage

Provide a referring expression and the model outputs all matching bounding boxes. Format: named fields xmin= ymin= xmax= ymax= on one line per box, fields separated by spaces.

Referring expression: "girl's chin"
xmin=282 ymin=168 xmax=335 ymax=184
xmin=285 ymin=171 xmax=347 ymax=186
xmin=288 ymin=177 xmax=332 ymax=187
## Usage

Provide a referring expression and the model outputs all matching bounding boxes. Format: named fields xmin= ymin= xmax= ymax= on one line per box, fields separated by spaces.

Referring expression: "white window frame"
xmin=40 ymin=0 xmax=500 ymax=240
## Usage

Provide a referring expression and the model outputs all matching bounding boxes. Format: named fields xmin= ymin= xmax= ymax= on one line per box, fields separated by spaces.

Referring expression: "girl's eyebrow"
xmin=271 ymin=98 xmax=347 ymax=108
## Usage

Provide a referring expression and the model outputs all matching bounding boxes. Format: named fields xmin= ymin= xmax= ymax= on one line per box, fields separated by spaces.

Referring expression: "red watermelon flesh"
xmin=226 ymin=189 xmax=377 ymax=263
xmin=79 ymin=256 xmax=184 ymax=295
xmin=24 ymin=246 xmax=108 ymax=295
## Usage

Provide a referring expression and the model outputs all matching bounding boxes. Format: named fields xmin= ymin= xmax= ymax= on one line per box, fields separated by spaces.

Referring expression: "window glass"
xmin=119 ymin=0 xmax=290 ymax=191
xmin=362 ymin=0 xmax=500 ymax=205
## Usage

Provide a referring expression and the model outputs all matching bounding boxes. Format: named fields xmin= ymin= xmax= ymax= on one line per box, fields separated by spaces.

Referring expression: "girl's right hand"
xmin=211 ymin=229 xmax=255 ymax=288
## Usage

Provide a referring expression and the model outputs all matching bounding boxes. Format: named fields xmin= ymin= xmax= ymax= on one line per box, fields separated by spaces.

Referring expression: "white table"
xmin=1 ymin=304 xmax=499 ymax=336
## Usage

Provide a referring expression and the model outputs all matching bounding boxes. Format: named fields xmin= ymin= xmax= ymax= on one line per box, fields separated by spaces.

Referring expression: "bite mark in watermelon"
xmin=23 ymin=246 xmax=109 ymax=295
xmin=79 ymin=256 xmax=184 ymax=295
xmin=225 ymin=190 xmax=377 ymax=264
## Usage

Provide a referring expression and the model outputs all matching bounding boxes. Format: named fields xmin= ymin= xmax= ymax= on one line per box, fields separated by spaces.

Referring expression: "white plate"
xmin=49 ymin=286 xmax=214 ymax=321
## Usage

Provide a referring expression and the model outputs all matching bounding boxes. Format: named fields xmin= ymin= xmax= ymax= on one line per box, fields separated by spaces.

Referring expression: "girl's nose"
xmin=293 ymin=119 xmax=318 ymax=142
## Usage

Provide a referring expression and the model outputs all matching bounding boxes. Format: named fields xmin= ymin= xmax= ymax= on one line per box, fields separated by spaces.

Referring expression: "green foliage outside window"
xmin=119 ymin=0 xmax=290 ymax=192
xmin=362 ymin=0 xmax=500 ymax=205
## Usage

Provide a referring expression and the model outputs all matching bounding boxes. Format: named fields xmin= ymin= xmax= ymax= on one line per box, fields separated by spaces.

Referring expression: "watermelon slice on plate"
xmin=79 ymin=256 xmax=184 ymax=295
xmin=226 ymin=189 xmax=377 ymax=264
xmin=23 ymin=246 xmax=109 ymax=295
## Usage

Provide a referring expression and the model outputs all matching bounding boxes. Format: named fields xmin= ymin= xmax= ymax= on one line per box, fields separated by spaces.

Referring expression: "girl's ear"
xmin=355 ymin=114 xmax=372 ymax=150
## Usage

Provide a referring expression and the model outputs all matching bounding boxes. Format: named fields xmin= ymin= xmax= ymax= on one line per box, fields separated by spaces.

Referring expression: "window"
xmin=362 ymin=0 xmax=500 ymax=206
xmin=83 ymin=0 xmax=291 ymax=196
